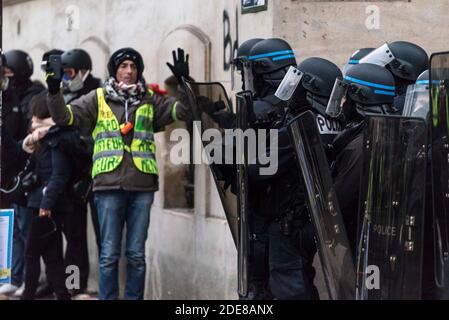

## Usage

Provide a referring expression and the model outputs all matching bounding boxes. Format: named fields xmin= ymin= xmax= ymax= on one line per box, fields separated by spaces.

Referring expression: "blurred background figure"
xmin=0 ymin=49 xmax=45 ymax=297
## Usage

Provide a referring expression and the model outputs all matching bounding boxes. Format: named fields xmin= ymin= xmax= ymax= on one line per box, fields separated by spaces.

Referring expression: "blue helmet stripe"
xmin=374 ymin=89 xmax=396 ymax=96
xmin=248 ymin=50 xmax=294 ymax=61
xmin=349 ymin=59 xmax=359 ymax=64
xmin=344 ymin=75 xmax=396 ymax=91
xmin=272 ymin=54 xmax=296 ymax=62
xmin=417 ymin=80 xmax=440 ymax=85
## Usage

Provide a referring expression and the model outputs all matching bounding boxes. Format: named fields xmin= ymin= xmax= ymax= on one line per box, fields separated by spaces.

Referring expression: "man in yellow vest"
xmin=45 ymin=47 xmax=191 ymax=300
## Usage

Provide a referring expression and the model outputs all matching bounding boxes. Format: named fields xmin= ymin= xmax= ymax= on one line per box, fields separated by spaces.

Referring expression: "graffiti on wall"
xmin=223 ymin=9 xmax=239 ymax=71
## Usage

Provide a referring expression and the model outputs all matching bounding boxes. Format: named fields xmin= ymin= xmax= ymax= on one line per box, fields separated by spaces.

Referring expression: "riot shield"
xmin=182 ymin=79 xmax=239 ymax=245
xmin=288 ymin=110 xmax=356 ymax=300
xmin=357 ymin=115 xmax=427 ymax=300
xmin=235 ymin=91 xmax=252 ymax=297
xmin=403 ymin=84 xmax=429 ymax=121
xmin=430 ymin=52 xmax=449 ymax=292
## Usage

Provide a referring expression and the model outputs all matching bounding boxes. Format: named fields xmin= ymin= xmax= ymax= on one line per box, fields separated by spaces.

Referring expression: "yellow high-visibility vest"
xmin=91 ymin=88 xmax=158 ymax=178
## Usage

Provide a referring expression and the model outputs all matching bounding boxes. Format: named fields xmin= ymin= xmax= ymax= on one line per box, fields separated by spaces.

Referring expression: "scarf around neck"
xmin=104 ymin=76 xmax=147 ymax=107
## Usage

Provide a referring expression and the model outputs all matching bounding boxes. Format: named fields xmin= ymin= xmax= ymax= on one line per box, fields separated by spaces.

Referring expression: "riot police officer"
xmin=231 ymin=38 xmax=277 ymax=300
xmin=4 ymin=49 xmax=46 ymax=138
xmin=61 ymin=48 xmax=102 ymax=296
xmin=359 ymin=41 xmax=428 ymax=112
xmin=61 ymin=48 xmax=102 ymax=104
xmin=288 ymin=57 xmax=343 ymax=146
xmin=271 ymin=55 xmax=344 ymax=299
xmin=245 ymin=38 xmax=322 ymax=300
xmin=326 ymin=63 xmax=397 ymax=252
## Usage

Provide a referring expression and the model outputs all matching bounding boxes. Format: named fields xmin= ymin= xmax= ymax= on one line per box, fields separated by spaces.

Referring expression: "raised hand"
xmin=166 ymin=48 xmax=190 ymax=83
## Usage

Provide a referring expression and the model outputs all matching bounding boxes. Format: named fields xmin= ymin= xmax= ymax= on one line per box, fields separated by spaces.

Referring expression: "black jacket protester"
xmin=27 ymin=126 xmax=78 ymax=211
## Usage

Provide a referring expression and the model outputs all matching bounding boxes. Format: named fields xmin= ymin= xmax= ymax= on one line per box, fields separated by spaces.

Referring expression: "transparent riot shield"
xmin=430 ymin=52 xmax=449 ymax=292
xmin=403 ymin=84 xmax=429 ymax=121
xmin=357 ymin=115 xmax=427 ymax=300
xmin=288 ymin=110 xmax=356 ymax=300
xmin=235 ymin=91 xmax=252 ymax=297
xmin=183 ymin=79 xmax=239 ymax=246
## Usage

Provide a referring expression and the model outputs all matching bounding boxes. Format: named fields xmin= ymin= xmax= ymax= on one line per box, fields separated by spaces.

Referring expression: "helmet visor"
xmin=231 ymin=59 xmax=244 ymax=91
xmin=241 ymin=59 xmax=255 ymax=93
xmin=326 ymin=78 xmax=349 ymax=118
xmin=403 ymin=83 xmax=429 ymax=120
xmin=359 ymin=43 xmax=395 ymax=67
xmin=274 ymin=66 xmax=304 ymax=101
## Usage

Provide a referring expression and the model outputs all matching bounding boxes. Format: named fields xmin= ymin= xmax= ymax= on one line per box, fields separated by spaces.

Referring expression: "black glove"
xmin=196 ymin=97 xmax=227 ymax=116
xmin=166 ymin=48 xmax=190 ymax=84
xmin=45 ymin=66 xmax=62 ymax=95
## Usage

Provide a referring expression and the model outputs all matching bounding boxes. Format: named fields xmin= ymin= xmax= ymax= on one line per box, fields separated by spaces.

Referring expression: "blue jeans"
xmin=11 ymin=205 xmax=34 ymax=286
xmin=95 ymin=190 xmax=154 ymax=300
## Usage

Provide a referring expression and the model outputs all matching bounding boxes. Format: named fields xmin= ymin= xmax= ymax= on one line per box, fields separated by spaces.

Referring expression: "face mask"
xmin=63 ymin=70 xmax=89 ymax=93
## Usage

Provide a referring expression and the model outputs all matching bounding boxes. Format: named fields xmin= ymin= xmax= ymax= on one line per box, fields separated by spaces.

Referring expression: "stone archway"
xmin=79 ymin=36 xmax=110 ymax=80
xmin=155 ymin=25 xmax=211 ymax=210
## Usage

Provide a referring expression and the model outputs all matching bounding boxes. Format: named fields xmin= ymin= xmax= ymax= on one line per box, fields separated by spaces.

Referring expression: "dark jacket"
xmin=17 ymin=80 xmax=46 ymax=132
xmin=62 ymin=73 xmax=102 ymax=194
xmin=1 ymin=80 xmax=45 ymax=179
xmin=1 ymin=89 xmax=27 ymax=185
xmin=0 ymin=127 xmax=28 ymax=208
xmin=27 ymin=126 xmax=76 ymax=211
xmin=331 ymin=122 xmax=365 ymax=250
xmin=3 ymin=87 xmax=22 ymax=140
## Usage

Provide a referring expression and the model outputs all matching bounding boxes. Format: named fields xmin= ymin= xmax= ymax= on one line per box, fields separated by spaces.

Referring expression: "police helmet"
xmin=345 ymin=63 xmax=396 ymax=105
xmin=4 ymin=49 xmax=33 ymax=81
xmin=248 ymin=38 xmax=296 ymax=80
xmin=62 ymin=49 xmax=92 ymax=72
xmin=387 ymin=41 xmax=428 ymax=82
xmin=234 ymin=38 xmax=264 ymax=66
xmin=298 ymin=57 xmax=342 ymax=98
xmin=343 ymin=48 xmax=375 ymax=75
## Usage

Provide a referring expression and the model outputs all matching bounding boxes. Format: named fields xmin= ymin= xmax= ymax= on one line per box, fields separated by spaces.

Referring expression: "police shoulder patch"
xmin=315 ymin=114 xmax=341 ymax=134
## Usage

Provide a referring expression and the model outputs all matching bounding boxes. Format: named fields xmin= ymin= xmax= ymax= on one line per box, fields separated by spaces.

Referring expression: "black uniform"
xmin=61 ymin=73 xmax=102 ymax=294
xmin=1 ymin=88 xmax=26 ymax=206
xmin=330 ymin=122 xmax=364 ymax=252
xmin=3 ymin=79 xmax=46 ymax=181
xmin=247 ymin=92 xmax=320 ymax=300
xmin=328 ymin=63 xmax=397 ymax=254
xmin=22 ymin=126 xmax=82 ymax=300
